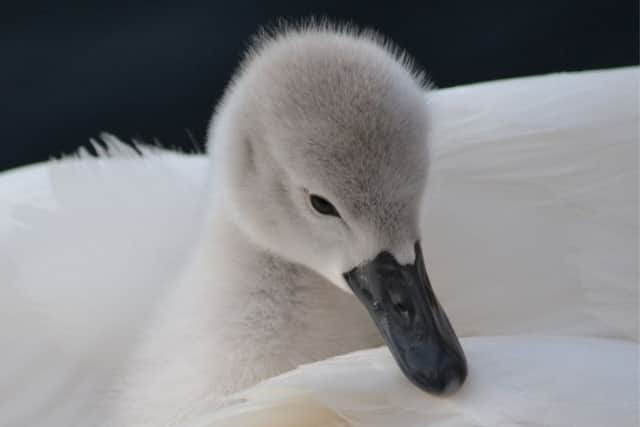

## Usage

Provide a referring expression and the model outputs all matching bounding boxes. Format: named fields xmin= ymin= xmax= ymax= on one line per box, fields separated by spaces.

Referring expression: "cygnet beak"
xmin=343 ymin=242 xmax=467 ymax=395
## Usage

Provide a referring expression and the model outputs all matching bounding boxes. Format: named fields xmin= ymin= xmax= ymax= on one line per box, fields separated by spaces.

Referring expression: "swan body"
xmin=0 ymin=25 xmax=637 ymax=426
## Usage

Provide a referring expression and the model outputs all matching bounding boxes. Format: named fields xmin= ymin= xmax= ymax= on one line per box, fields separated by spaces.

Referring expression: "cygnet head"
xmin=208 ymin=24 xmax=466 ymax=395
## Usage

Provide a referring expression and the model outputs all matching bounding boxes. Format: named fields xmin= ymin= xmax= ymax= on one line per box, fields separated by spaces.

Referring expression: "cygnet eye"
xmin=310 ymin=194 xmax=340 ymax=217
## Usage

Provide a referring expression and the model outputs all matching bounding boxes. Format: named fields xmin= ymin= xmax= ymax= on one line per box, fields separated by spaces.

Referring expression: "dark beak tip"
xmin=411 ymin=361 xmax=467 ymax=396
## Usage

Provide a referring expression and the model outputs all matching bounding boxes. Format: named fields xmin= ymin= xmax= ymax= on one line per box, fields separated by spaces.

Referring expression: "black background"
xmin=1 ymin=1 xmax=638 ymax=172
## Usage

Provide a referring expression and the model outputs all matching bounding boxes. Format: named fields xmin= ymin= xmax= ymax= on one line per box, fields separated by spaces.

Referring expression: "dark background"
xmin=1 ymin=1 xmax=638 ymax=172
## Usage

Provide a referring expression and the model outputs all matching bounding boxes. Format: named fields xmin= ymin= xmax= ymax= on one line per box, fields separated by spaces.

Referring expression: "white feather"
xmin=424 ymin=67 xmax=638 ymax=340
xmin=0 ymin=145 xmax=208 ymax=426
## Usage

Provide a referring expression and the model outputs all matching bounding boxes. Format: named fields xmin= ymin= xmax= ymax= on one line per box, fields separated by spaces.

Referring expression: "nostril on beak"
xmin=393 ymin=301 xmax=413 ymax=324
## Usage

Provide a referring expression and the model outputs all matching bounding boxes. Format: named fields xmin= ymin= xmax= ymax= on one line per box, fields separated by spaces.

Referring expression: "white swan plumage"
xmin=0 ymin=24 xmax=637 ymax=426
